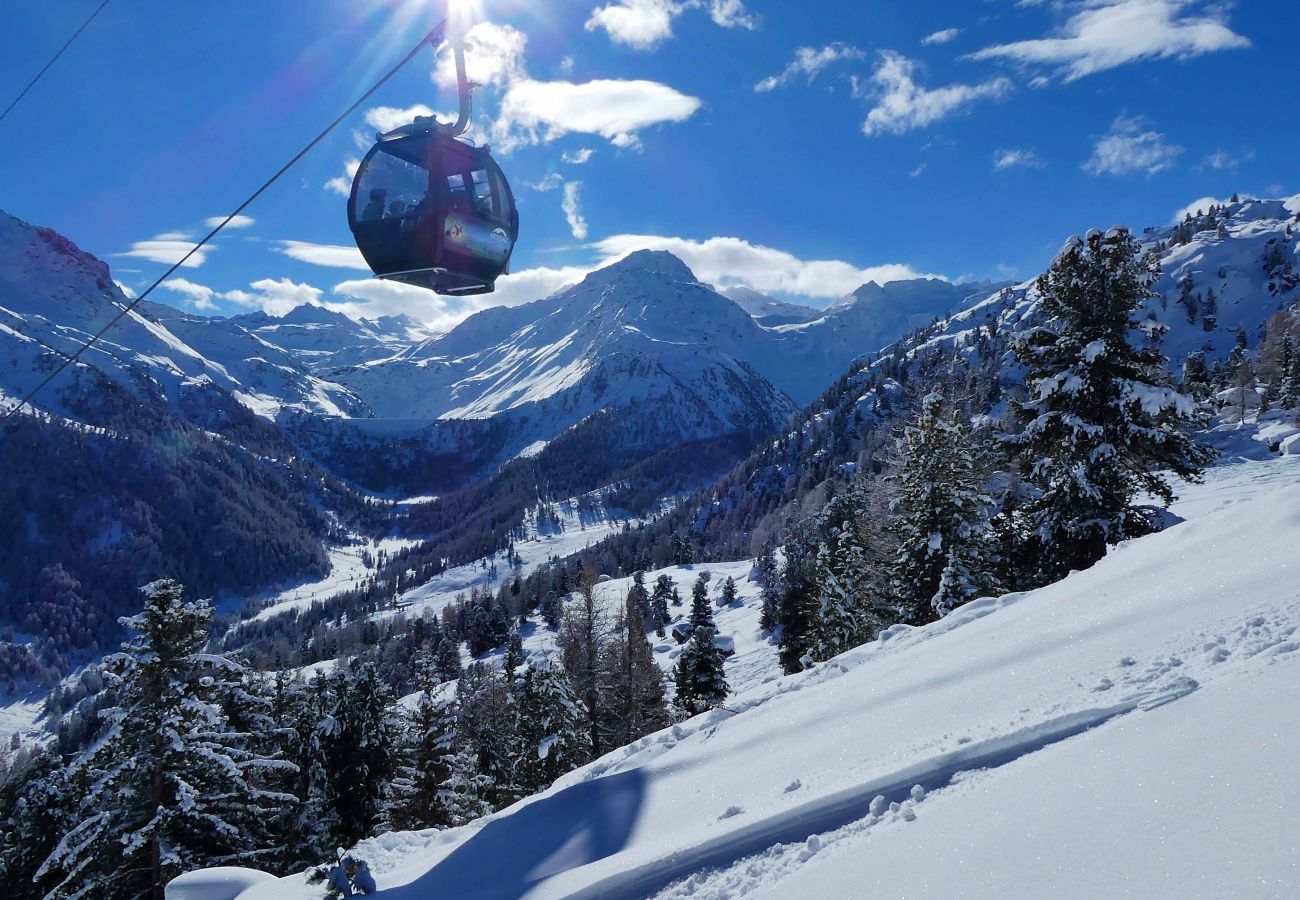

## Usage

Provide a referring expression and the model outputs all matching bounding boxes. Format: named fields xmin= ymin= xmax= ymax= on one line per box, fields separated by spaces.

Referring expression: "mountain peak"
xmin=280 ymin=303 xmax=355 ymax=327
xmin=601 ymin=249 xmax=700 ymax=284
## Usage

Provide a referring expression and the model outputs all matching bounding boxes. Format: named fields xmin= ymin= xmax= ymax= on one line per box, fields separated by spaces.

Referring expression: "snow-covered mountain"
xmin=719 ymin=286 xmax=820 ymax=325
xmin=0 ymin=211 xmax=364 ymax=422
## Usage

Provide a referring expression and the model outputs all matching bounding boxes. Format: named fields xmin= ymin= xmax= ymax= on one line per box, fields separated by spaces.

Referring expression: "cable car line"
xmin=0 ymin=0 xmax=113 ymax=127
xmin=2 ymin=19 xmax=450 ymax=424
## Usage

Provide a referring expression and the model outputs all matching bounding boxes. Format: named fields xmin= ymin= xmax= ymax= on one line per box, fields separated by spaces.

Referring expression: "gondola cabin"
xmin=348 ymin=118 xmax=519 ymax=296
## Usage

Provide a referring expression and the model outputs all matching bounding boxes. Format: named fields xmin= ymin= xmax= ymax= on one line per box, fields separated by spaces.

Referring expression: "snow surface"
xmin=216 ymin=452 xmax=1300 ymax=899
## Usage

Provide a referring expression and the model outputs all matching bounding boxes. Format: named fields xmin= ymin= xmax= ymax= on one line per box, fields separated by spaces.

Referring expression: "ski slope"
xmin=192 ymin=450 xmax=1300 ymax=900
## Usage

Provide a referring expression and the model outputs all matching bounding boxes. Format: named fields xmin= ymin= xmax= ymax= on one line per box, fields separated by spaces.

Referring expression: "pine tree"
xmin=388 ymin=695 xmax=487 ymax=831
xmin=689 ymin=573 xmax=713 ymax=628
xmin=776 ymin=520 xmax=820 ymax=675
xmin=319 ymin=660 xmax=398 ymax=850
xmin=649 ymin=576 xmax=672 ymax=638
xmin=558 ymin=569 xmax=609 ymax=758
xmin=888 ymin=394 xmax=1000 ymax=623
xmin=1279 ymin=334 xmax=1299 ymax=411
xmin=673 ymin=623 xmax=729 ymax=717
xmin=754 ymin=542 xmax=781 ymax=633
xmin=627 ymin=571 xmax=650 ymax=624
xmin=456 ymin=662 xmax=521 ymax=810
xmin=808 ymin=519 xmax=876 ymax=663
xmin=37 ymin=580 xmax=286 ymax=899
xmin=1009 ymin=228 xmax=1215 ymax=584
xmin=600 ymin=593 xmax=670 ymax=748
xmin=516 ymin=661 xmax=592 ymax=793
xmin=718 ymin=576 xmax=738 ymax=608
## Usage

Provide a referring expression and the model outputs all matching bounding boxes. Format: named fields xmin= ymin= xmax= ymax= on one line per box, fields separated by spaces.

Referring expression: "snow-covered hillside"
xmin=200 ymin=447 xmax=1300 ymax=900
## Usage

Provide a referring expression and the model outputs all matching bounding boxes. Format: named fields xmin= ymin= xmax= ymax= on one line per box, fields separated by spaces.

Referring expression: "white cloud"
xmin=993 ymin=147 xmax=1045 ymax=170
xmin=1200 ymin=148 xmax=1254 ymax=171
xmin=435 ymin=22 xmax=528 ymax=89
xmin=1083 ymin=114 xmax=1183 ymax=176
xmin=585 ymin=0 xmax=757 ymax=50
xmin=562 ymin=182 xmax=589 ymax=240
xmin=922 ymin=28 xmax=961 ymax=46
xmin=589 ymin=234 xmax=937 ymax=299
xmin=118 ymin=237 xmax=210 ymax=268
xmin=363 ymin=104 xmax=438 ymax=133
xmin=527 ymin=172 xmax=566 ymax=192
xmin=237 ymin=278 xmax=324 ymax=316
xmin=276 ymin=240 xmax=370 ymax=269
xmin=494 ymin=78 xmax=701 ymax=150
xmin=910 ymin=163 xmax=927 ymax=178
xmin=328 ymin=266 xmax=588 ymax=331
xmin=158 ymin=276 xmax=324 ymax=316
xmin=706 ymin=0 xmax=759 ymax=30
xmin=861 ymin=51 xmax=1012 ymax=136
xmin=970 ymin=0 xmax=1249 ymax=82
xmin=562 ymin=147 xmax=595 ymax=165
xmin=325 ymin=158 xmax=361 ymax=198
xmin=159 ymin=277 xmax=217 ymax=310
xmin=754 ymin=43 xmax=865 ymax=92
xmin=203 ymin=214 xmax=255 ymax=230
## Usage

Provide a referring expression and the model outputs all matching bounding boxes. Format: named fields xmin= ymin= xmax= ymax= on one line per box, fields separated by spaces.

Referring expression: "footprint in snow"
xmin=718 ymin=805 xmax=744 ymax=820
xmin=784 ymin=780 xmax=802 ymax=793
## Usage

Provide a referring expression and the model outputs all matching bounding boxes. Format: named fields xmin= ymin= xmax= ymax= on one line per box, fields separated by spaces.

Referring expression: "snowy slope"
xmin=217 ymin=452 xmax=1300 ymax=900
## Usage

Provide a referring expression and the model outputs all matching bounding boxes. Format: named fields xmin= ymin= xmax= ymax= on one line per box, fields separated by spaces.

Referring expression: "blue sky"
xmin=2 ymin=0 xmax=1295 ymax=329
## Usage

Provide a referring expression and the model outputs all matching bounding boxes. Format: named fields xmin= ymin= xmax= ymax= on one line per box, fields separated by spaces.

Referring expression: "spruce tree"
xmin=37 ymin=580 xmax=285 ymax=899
xmin=719 ymin=576 xmax=738 ymax=608
xmin=888 ymin=394 xmax=1000 ymax=623
xmin=649 ymin=576 xmax=671 ymax=638
xmin=456 ymin=662 xmax=521 ymax=810
xmin=1009 ymin=228 xmax=1215 ymax=583
xmin=673 ymin=589 xmax=729 ymax=716
xmin=776 ymin=520 xmax=820 ymax=675
xmin=319 ymin=660 xmax=398 ymax=850
xmin=754 ymin=542 xmax=781 ymax=633
xmin=809 ymin=520 xmax=875 ymax=662
xmin=515 ymin=661 xmax=592 ymax=793
xmin=558 ymin=569 xmax=609 ymax=758
xmin=388 ymin=695 xmax=487 ymax=831
xmin=627 ymin=571 xmax=651 ymax=624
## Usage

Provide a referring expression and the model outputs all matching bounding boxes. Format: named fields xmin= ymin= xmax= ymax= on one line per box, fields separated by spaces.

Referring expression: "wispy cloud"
xmin=562 ymin=182 xmax=589 ymax=240
xmin=993 ymin=147 xmax=1045 ymax=170
xmin=159 ymin=276 xmax=324 ymax=316
xmin=1083 ymin=114 xmax=1183 ymax=176
xmin=1199 ymin=147 xmax=1254 ymax=172
xmin=860 ymin=51 xmax=1012 ymax=136
xmin=922 ymin=28 xmax=961 ymax=46
xmin=325 ymin=158 xmax=360 ymax=198
xmin=118 ymin=237 xmax=211 ymax=268
xmin=970 ymin=0 xmax=1249 ymax=82
xmin=203 ymin=214 xmax=255 ymax=230
xmin=754 ymin=43 xmax=865 ymax=92
xmin=276 ymin=241 xmax=369 ymax=269
xmin=562 ymin=147 xmax=596 ymax=165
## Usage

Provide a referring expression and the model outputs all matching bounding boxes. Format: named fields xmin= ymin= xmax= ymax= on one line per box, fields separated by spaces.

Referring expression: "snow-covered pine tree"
xmin=0 ymin=747 xmax=82 ymax=900
xmin=627 ymin=571 xmax=651 ymax=625
xmin=516 ymin=660 xmax=592 ymax=793
xmin=808 ymin=520 xmax=875 ymax=662
xmin=673 ymin=620 xmax=729 ymax=718
xmin=777 ymin=519 xmax=821 ymax=675
xmin=888 ymin=393 xmax=1000 ymax=623
xmin=37 ymin=580 xmax=286 ymax=898
xmin=456 ymin=662 xmax=521 ymax=810
xmin=319 ymin=660 xmax=398 ymax=849
xmin=649 ymin=576 xmax=671 ymax=638
xmin=754 ymin=541 xmax=781 ymax=633
xmin=718 ymin=576 xmax=738 ymax=608
xmin=1008 ymin=228 xmax=1215 ymax=584
xmin=387 ymin=694 xmax=487 ymax=832
xmin=690 ymin=573 xmax=711 ymax=622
